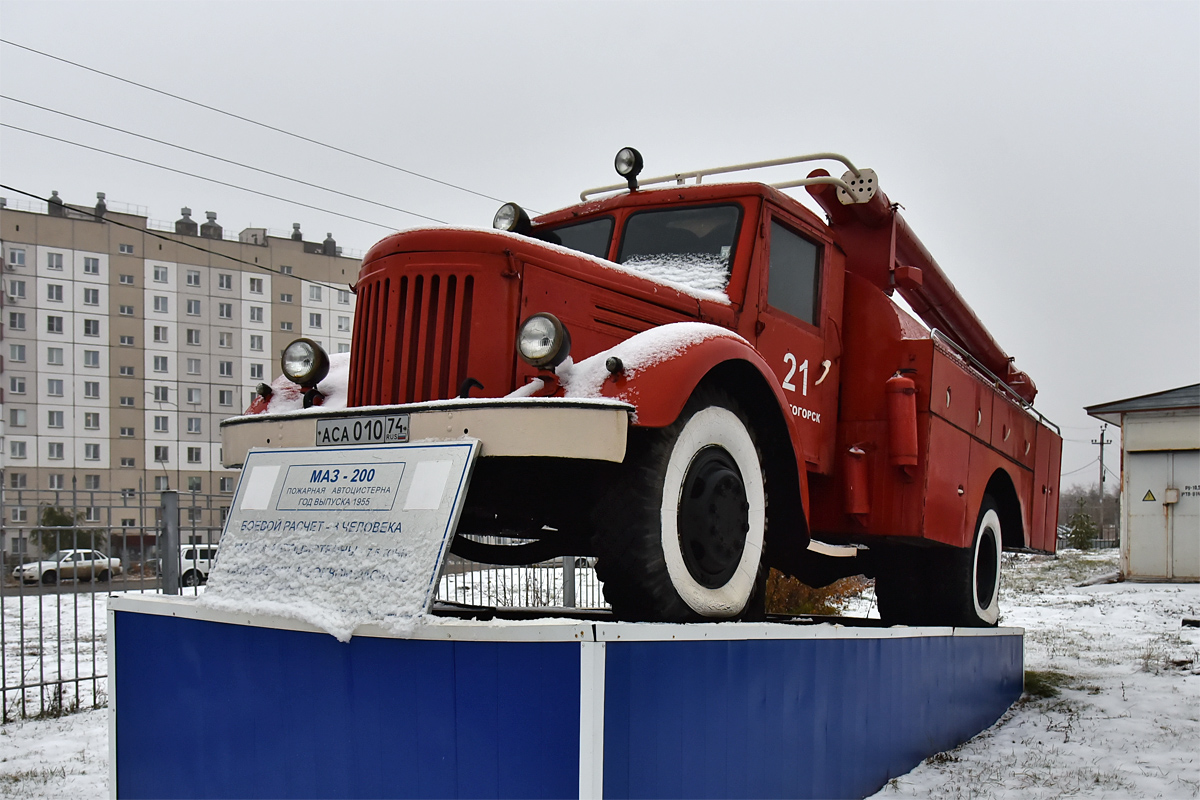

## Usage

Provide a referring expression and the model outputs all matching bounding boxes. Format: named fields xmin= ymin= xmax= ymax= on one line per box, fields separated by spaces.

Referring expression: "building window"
xmin=8 ymin=248 xmax=26 ymax=266
xmin=84 ymin=349 xmax=100 ymax=368
xmin=84 ymin=443 xmax=100 ymax=461
xmin=250 ymin=363 xmax=264 ymax=380
xmin=10 ymin=344 xmax=26 ymax=363
xmin=153 ymin=355 xmax=169 ymax=372
xmin=338 ymin=315 xmax=350 ymax=332
xmin=187 ymin=387 xmax=202 ymax=404
xmin=47 ymin=347 xmax=64 ymax=366
xmin=154 ymin=385 xmax=169 ymax=402
xmin=187 ymin=357 xmax=201 ymax=375
xmin=250 ymin=334 xmax=263 ymax=351
xmin=47 ymin=252 xmax=63 ymax=270
xmin=280 ymin=265 xmax=293 ymax=275
xmin=186 ymin=269 xmax=201 ymax=287
xmin=84 ymin=507 xmax=100 ymax=522
xmin=186 ymin=328 xmax=201 ymax=345
xmin=337 ymin=342 xmax=350 ymax=354
xmin=154 ymin=476 xmax=169 ymax=491
xmin=8 ymin=279 xmax=25 ymax=299
xmin=280 ymin=293 xmax=293 ymax=303
xmin=219 ymin=390 xmax=233 ymax=406
xmin=10 ymin=441 xmax=27 ymax=459
xmin=9 ymin=312 xmax=25 ymax=331
xmin=219 ymin=302 xmax=232 ymax=319
xmin=309 ymin=313 xmax=322 ymax=329
xmin=119 ymin=304 xmax=134 ymax=316
xmin=48 ymin=410 xmax=64 ymax=428
xmin=49 ymin=474 xmax=64 ymax=489
xmin=186 ymin=298 xmax=201 ymax=315
xmin=47 ymin=283 xmax=63 ymax=302
xmin=119 ymin=335 xmax=135 ymax=346
xmin=84 ymin=412 xmax=100 ymax=430
xmin=338 ymin=290 xmax=351 ymax=305
xmin=120 ymin=396 xmax=135 ymax=407
xmin=280 ymin=321 xmax=293 ymax=331
xmin=153 ymin=296 xmax=168 ymax=313
xmin=153 ymin=266 xmax=168 ymax=283
xmin=84 ymin=474 xmax=100 ymax=490
xmin=120 ymin=457 xmax=136 ymax=468
xmin=249 ymin=277 xmax=263 ymax=294
xmin=46 ymin=315 xmax=63 ymax=333
xmin=154 ymin=415 xmax=169 ymax=433
xmin=84 ymin=319 xmax=100 ymax=336
xmin=309 ymin=286 xmax=322 ymax=302
xmin=47 ymin=379 xmax=64 ymax=396
xmin=218 ymin=273 xmax=232 ymax=290
xmin=219 ymin=331 xmax=232 ymax=348
xmin=219 ymin=361 xmax=232 ymax=377
xmin=154 ymin=446 xmax=169 ymax=463
xmin=187 ymin=417 xmax=202 ymax=434
xmin=120 ymin=426 xmax=135 ymax=437
xmin=153 ymin=326 xmax=169 ymax=343
xmin=220 ymin=477 xmax=235 ymax=493
xmin=187 ymin=447 xmax=202 ymax=464
xmin=83 ymin=381 xmax=100 ymax=399
xmin=249 ymin=306 xmax=263 ymax=323
xmin=119 ymin=365 xmax=135 ymax=377
xmin=83 ymin=256 xmax=100 ymax=275
xmin=119 ymin=273 xmax=134 ymax=284
xmin=11 ymin=511 xmax=28 ymax=526
xmin=188 ymin=477 xmax=203 ymax=493
xmin=10 ymin=375 xmax=26 ymax=392
xmin=120 ymin=518 xmax=135 ymax=527
xmin=47 ymin=442 xmax=64 ymax=460
xmin=83 ymin=287 xmax=100 ymax=305
xmin=10 ymin=473 xmax=27 ymax=489
xmin=119 ymin=244 xmax=134 ymax=255
xmin=9 ymin=408 xmax=26 ymax=427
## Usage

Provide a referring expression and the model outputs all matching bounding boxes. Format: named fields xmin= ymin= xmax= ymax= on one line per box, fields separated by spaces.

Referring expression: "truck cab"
xmin=223 ymin=150 xmax=1061 ymax=626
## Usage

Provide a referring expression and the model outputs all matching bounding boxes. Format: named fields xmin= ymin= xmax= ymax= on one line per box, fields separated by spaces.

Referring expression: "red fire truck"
xmin=223 ymin=150 xmax=1062 ymax=626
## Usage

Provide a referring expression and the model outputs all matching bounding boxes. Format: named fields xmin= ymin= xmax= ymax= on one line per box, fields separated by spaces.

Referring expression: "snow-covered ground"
xmin=1 ymin=548 xmax=1196 ymax=799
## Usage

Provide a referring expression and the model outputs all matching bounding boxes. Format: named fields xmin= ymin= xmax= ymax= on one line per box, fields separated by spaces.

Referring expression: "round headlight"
xmin=517 ymin=313 xmax=571 ymax=369
xmin=281 ymin=338 xmax=330 ymax=388
xmin=493 ymin=202 xmax=532 ymax=235
xmin=614 ymin=147 xmax=644 ymax=178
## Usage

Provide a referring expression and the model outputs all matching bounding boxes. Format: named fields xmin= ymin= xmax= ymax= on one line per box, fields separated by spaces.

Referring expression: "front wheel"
xmin=593 ymin=388 xmax=766 ymax=622
xmin=41 ymin=571 xmax=58 ymax=586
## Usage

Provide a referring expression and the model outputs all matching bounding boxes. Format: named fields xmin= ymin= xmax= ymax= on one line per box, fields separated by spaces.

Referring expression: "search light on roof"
xmin=614 ymin=147 xmax=644 ymax=190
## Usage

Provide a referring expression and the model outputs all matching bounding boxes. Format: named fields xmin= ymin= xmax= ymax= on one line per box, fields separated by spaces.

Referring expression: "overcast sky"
xmin=1 ymin=0 xmax=1196 ymax=483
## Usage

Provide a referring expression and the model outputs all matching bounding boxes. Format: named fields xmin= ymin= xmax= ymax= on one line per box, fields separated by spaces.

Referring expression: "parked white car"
xmin=179 ymin=544 xmax=219 ymax=587
xmin=12 ymin=550 xmax=122 ymax=585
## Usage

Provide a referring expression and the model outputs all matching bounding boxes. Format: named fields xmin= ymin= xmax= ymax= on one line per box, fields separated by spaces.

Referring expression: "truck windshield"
xmin=534 ymin=217 xmax=613 ymax=259
xmin=617 ymin=204 xmax=741 ymax=292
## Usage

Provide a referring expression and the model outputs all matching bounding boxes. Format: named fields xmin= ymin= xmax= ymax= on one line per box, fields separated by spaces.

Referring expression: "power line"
xmin=1 ymin=123 xmax=410 ymax=232
xmin=0 ymin=38 xmax=512 ymax=208
xmin=0 ymin=184 xmax=352 ymax=293
xmin=1 ymin=95 xmax=447 ymax=225
xmin=1061 ymin=458 xmax=1099 ymax=477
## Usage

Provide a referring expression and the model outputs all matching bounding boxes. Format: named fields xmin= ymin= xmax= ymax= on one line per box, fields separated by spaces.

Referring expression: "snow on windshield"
xmin=619 ymin=253 xmax=730 ymax=293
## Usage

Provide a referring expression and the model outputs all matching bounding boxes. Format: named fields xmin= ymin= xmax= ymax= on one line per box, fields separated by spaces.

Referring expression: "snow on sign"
xmin=199 ymin=441 xmax=478 ymax=641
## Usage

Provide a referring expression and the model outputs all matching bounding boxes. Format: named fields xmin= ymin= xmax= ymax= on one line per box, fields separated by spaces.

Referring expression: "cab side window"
xmin=768 ymin=220 xmax=821 ymax=326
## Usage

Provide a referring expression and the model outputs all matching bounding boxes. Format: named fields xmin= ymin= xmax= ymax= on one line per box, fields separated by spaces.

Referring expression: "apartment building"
xmin=0 ymin=192 xmax=360 ymax=556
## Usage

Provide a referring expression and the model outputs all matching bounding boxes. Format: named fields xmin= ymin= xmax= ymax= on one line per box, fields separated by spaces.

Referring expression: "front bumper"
xmin=220 ymin=398 xmax=632 ymax=469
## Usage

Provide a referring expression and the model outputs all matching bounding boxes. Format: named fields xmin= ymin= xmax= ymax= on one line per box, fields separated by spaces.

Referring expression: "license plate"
xmin=315 ymin=414 xmax=410 ymax=446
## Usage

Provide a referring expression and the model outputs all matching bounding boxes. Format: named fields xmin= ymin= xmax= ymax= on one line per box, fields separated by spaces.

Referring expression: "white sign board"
xmin=200 ymin=441 xmax=478 ymax=641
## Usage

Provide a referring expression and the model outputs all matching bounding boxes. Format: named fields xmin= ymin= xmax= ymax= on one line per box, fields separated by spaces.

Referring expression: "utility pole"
xmin=1092 ymin=424 xmax=1113 ymax=540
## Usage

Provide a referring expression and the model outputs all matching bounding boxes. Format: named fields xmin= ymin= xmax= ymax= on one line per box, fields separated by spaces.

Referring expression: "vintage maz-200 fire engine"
xmin=222 ymin=149 xmax=1063 ymax=626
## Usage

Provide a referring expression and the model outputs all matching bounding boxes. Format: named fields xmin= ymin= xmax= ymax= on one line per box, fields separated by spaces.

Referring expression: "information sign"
xmin=200 ymin=440 xmax=478 ymax=641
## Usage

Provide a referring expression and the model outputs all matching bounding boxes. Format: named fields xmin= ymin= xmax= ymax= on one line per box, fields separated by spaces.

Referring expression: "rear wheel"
xmin=593 ymin=388 xmax=766 ymax=622
xmin=96 ymin=570 xmax=111 ymax=583
xmin=946 ymin=495 xmax=1003 ymax=627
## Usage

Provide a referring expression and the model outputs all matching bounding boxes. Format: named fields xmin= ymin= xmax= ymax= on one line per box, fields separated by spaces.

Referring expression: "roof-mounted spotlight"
xmin=493 ymin=202 xmax=532 ymax=236
xmin=614 ymin=147 xmax=644 ymax=191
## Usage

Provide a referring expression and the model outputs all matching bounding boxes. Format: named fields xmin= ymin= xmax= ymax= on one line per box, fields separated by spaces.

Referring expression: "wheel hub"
xmin=677 ymin=446 xmax=750 ymax=589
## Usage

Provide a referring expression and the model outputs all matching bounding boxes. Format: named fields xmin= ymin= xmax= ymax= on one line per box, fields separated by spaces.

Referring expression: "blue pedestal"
xmin=110 ymin=596 xmax=1022 ymax=799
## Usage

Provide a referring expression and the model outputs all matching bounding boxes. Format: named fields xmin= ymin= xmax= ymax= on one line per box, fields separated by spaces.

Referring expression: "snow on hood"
xmin=558 ymin=321 xmax=747 ymax=399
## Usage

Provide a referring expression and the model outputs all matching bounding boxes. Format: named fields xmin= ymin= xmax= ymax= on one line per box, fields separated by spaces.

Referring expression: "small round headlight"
xmin=614 ymin=147 xmax=643 ymax=177
xmin=281 ymin=338 xmax=330 ymax=388
xmin=493 ymin=202 xmax=532 ymax=235
xmin=517 ymin=313 xmax=571 ymax=369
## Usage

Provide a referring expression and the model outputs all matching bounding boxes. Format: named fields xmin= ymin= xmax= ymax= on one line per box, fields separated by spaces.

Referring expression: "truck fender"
xmin=560 ymin=322 xmax=811 ymax=527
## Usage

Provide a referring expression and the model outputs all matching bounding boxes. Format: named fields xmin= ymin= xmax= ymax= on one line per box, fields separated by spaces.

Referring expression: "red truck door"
xmin=753 ymin=209 xmax=842 ymax=473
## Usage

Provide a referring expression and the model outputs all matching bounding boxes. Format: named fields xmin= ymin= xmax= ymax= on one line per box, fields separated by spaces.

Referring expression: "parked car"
xmin=12 ymin=550 xmax=122 ymax=585
xmin=178 ymin=544 xmax=219 ymax=587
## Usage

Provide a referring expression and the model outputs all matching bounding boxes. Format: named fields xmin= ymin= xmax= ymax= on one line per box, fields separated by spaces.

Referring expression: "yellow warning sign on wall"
xmin=1142 ymin=489 xmax=1157 ymax=502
